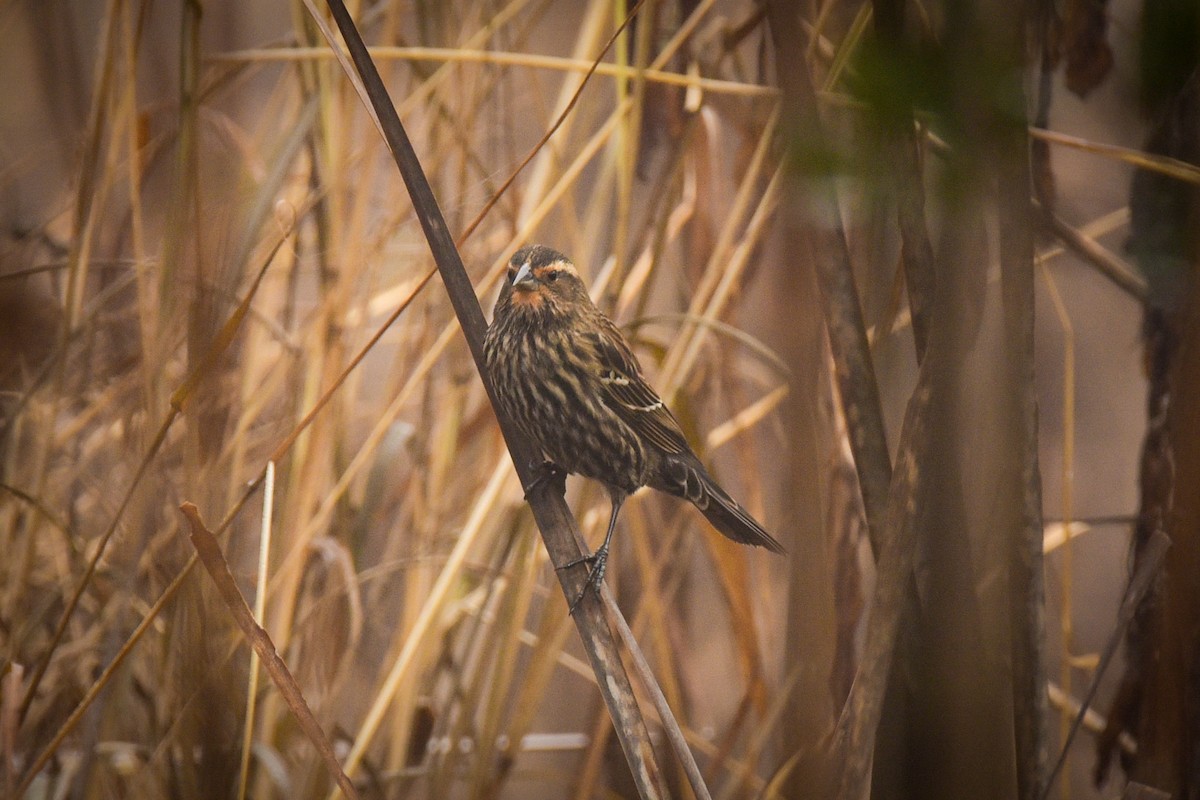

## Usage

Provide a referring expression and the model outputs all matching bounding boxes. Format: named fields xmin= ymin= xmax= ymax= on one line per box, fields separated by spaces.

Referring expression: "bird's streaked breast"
xmin=484 ymin=309 xmax=647 ymax=493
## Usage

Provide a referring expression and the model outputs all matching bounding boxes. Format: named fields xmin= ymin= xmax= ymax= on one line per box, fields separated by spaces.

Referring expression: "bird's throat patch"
xmin=510 ymin=289 xmax=545 ymax=310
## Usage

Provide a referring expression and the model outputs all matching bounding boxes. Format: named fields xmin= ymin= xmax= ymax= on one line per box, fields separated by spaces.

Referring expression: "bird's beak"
xmin=512 ymin=262 xmax=537 ymax=290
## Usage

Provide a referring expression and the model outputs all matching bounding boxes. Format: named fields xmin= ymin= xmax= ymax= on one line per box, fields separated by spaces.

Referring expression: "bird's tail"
xmin=655 ymin=456 xmax=786 ymax=554
xmin=698 ymin=478 xmax=787 ymax=554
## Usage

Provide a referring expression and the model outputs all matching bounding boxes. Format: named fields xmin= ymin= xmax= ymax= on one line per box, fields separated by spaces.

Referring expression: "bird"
xmin=483 ymin=244 xmax=785 ymax=611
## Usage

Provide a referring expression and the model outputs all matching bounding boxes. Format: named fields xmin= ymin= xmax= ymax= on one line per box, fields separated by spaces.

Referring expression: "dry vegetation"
xmin=1 ymin=1 xmax=1196 ymax=799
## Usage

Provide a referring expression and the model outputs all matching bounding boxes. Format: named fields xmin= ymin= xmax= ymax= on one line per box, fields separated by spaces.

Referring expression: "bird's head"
xmin=496 ymin=244 xmax=592 ymax=320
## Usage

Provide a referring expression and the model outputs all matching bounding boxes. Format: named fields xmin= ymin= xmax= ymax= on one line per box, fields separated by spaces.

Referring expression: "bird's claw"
xmin=560 ymin=545 xmax=609 ymax=615
xmin=523 ymin=460 xmax=566 ymax=501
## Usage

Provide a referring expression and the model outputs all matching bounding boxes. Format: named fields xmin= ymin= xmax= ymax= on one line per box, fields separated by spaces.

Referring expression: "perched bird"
xmin=484 ymin=245 xmax=785 ymax=610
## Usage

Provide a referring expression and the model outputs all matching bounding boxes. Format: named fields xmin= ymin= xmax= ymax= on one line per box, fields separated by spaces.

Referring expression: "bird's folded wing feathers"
xmin=587 ymin=324 xmax=690 ymax=455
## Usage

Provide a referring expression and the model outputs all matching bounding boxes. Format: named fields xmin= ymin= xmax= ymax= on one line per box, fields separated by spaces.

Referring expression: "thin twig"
xmin=607 ymin=586 xmax=714 ymax=800
xmin=1036 ymin=201 xmax=1147 ymax=302
xmin=1039 ymin=531 xmax=1171 ymax=800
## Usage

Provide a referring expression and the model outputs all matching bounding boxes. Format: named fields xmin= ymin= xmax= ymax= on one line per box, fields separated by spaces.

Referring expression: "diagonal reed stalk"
xmin=311 ymin=3 xmax=696 ymax=798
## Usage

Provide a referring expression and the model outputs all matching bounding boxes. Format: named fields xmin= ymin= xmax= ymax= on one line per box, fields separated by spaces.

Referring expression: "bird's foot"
xmin=558 ymin=544 xmax=609 ymax=615
xmin=523 ymin=460 xmax=567 ymax=501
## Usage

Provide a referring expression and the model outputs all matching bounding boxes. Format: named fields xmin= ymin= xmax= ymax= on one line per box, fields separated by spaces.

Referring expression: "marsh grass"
xmin=0 ymin=1 xmax=1164 ymax=799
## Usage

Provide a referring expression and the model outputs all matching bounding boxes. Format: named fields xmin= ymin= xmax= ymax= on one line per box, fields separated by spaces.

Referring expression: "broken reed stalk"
xmin=180 ymin=503 xmax=360 ymax=800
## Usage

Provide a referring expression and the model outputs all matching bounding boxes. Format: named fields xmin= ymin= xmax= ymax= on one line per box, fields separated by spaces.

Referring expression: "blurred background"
xmin=1 ymin=1 xmax=1195 ymax=798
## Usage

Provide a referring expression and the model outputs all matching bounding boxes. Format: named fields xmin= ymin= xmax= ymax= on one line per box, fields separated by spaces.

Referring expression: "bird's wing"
xmin=588 ymin=320 xmax=691 ymax=456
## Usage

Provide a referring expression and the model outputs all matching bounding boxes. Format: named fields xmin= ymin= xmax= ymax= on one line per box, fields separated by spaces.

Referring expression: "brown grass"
xmin=0 ymin=1 xmax=1166 ymax=799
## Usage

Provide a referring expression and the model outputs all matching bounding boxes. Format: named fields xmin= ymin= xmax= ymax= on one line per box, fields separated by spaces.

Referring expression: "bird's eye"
xmin=545 ymin=270 xmax=559 ymax=283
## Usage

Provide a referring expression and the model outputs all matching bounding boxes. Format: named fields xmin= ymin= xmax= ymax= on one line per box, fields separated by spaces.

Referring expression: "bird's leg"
xmin=560 ymin=495 xmax=624 ymax=615
xmin=523 ymin=460 xmax=567 ymax=501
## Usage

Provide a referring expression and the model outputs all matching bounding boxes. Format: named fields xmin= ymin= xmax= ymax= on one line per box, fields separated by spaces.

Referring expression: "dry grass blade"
xmin=60 ymin=0 xmax=120 ymax=330
xmin=334 ymin=457 xmax=509 ymax=785
xmin=656 ymin=110 xmax=781 ymax=398
xmin=1037 ymin=201 xmax=1147 ymax=302
xmin=179 ymin=502 xmax=360 ymax=800
xmin=1039 ymin=233 xmax=1079 ymax=800
xmin=14 ymin=248 xmax=434 ymax=782
xmin=1031 ymin=127 xmax=1200 ymax=185
xmin=705 ymin=385 xmax=789 ymax=451
xmin=238 ymin=460 xmax=276 ymax=800
xmin=210 ymin=46 xmax=781 ymax=98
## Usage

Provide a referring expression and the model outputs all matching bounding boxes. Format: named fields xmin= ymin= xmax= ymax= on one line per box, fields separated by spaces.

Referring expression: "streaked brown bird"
xmin=484 ymin=244 xmax=785 ymax=610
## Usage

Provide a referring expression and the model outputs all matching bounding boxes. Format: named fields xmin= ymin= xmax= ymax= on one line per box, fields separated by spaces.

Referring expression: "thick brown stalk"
xmin=765 ymin=1 xmax=892 ymax=561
